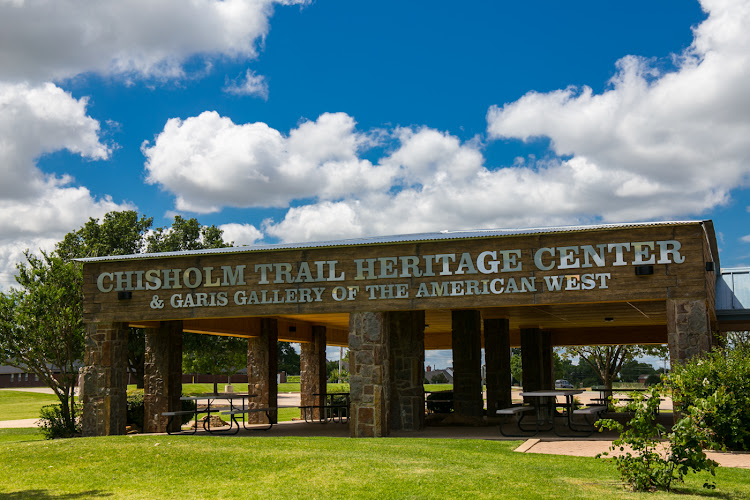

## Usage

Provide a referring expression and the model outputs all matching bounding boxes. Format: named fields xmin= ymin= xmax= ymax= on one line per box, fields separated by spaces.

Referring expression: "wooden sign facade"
xmin=81 ymin=221 xmax=718 ymax=348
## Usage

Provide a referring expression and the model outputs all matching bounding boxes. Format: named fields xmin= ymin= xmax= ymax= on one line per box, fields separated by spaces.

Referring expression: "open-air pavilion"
xmin=79 ymin=220 xmax=731 ymax=437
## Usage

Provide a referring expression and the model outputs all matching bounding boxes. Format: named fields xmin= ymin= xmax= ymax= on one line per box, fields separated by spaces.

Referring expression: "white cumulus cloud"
xmin=142 ymin=111 xmax=394 ymax=213
xmin=0 ymin=82 xmax=132 ymax=290
xmin=486 ymin=0 xmax=750 ymax=220
xmin=146 ymin=0 xmax=750 ymax=246
xmin=0 ymin=0 xmax=308 ymax=83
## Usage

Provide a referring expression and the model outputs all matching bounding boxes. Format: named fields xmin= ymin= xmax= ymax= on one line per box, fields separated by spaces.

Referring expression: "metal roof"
xmin=76 ymin=220 xmax=705 ymax=263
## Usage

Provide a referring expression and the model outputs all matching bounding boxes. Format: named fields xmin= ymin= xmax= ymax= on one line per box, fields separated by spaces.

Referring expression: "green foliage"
xmin=278 ymin=342 xmax=300 ymax=375
xmin=561 ymin=344 xmax=667 ymax=390
xmin=286 ymin=375 xmax=300 ymax=383
xmin=669 ymin=342 xmax=750 ymax=451
xmin=597 ymin=386 xmax=718 ymax=492
xmin=182 ymin=332 xmax=247 ymax=381
xmin=127 ymin=389 xmax=196 ymax=429
xmin=510 ymin=351 xmax=522 ymax=384
xmin=146 ymin=215 xmax=230 ymax=252
xmin=327 ymin=368 xmax=349 ymax=383
xmin=0 ymin=251 xmax=83 ymax=431
xmin=38 ymin=403 xmax=81 ymax=440
xmin=56 ymin=211 xmax=153 ymax=260
xmin=126 ymin=390 xmax=145 ymax=429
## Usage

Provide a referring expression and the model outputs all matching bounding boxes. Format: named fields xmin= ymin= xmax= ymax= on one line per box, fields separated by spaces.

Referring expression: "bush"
xmin=38 ymin=403 xmax=81 ymax=440
xmin=127 ymin=389 xmax=145 ymax=430
xmin=644 ymin=373 xmax=662 ymax=386
xmin=127 ymin=389 xmax=196 ymax=430
xmin=669 ymin=343 xmax=750 ymax=451
xmin=597 ymin=386 xmax=717 ymax=492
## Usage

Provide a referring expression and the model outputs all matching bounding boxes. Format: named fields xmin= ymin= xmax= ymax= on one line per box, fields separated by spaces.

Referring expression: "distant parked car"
xmin=555 ymin=379 xmax=574 ymax=389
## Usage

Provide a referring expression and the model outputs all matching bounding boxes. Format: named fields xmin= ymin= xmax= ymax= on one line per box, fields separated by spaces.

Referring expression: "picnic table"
xmin=163 ymin=393 xmax=277 ymax=434
xmin=497 ymin=390 xmax=605 ymax=437
xmin=301 ymin=392 xmax=350 ymax=423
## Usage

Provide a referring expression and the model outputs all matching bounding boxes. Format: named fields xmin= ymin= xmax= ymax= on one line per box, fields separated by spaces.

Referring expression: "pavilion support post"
xmin=300 ymin=325 xmax=327 ymax=420
xmin=81 ymin=322 xmax=129 ymax=437
xmin=248 ymin=318 xmax=278 ymax=424
xmin=451 ymin=310 xmax=484 ymax=418
xmin=349 ymin=311 xmax=391 ymax=437
xmin=667 ymin=298 xmax=714 ymax=363
xmin=143 ymin=320 xmax=183 ymax=433
xmin=389 ymin=310 xmax=426 ymax=431
xmin=520 ymin=327 xmax=553 ymax=392
xmin=484 ymin=318 xmax=511 ymax=413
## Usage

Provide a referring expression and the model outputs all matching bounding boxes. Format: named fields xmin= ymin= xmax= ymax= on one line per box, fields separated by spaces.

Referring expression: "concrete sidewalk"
xmin=517 ymin=438 xmax=750 ymax=469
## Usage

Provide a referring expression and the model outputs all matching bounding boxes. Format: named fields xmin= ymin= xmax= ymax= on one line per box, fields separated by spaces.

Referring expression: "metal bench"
xmin=221 ymin=407 xmax=278 ymax=432
xmin=162 ymin=410 xmax=199 ymax=435
xmin=496 ymin=405 xmax=537 ymax=437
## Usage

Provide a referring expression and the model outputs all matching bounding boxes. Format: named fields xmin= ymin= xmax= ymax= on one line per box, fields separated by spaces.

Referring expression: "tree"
xmin=182 ymin=332 xmax=247 ymax=394
xmin=146 ymin=215 xmax=230 ymax=252
xmin=561 ymin=344 xmax=667 ymax=390
xmin=278 ymin=342 xmax=300 ymax=375
xmin=56 ymin=211 xmax=231 ymax=388
xmin=0 ymin=251 xmax=83 ymax=434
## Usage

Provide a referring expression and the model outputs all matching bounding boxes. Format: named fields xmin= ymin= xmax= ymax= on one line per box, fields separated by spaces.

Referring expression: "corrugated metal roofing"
xmin=76 ymin=220 xmax=705 ymax=263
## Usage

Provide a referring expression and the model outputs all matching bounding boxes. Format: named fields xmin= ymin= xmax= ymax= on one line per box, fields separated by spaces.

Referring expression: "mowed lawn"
xmin=2 ymin=430 xmax=749 ymax=499
xmin=0 ymin=390 xmax=59 ymax=421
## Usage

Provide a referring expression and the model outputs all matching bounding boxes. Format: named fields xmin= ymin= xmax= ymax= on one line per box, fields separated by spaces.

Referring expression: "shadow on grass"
xmin=0 ymin=490 xmax=112 ymax=499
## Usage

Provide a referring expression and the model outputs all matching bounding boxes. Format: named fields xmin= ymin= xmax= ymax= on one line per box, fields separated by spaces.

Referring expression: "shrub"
xmin=669 ymin=343 xmax=750 ymax=451
xmin=644 ymin=373 xmax=662 ymax=386
xmin=127 ymin=389 xmax=145 ymax=430
xmin=597 ymin=386 xmax=718 ymax=492
xmin=127 ymin=389 xmax=196 ymax=430
xmin=38 ymin=403 xmax=81 ymax=440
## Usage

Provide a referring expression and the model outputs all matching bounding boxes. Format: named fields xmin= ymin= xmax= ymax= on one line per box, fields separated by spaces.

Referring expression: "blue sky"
xmin=2 ymin=0 xmax=749 ymax=367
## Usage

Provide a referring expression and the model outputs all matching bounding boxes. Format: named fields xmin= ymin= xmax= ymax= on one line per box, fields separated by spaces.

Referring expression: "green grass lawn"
xmin=0 ymin=390 xmax=60 ymax=420
xmin=0 ymin=431 xmax=747 ymax=499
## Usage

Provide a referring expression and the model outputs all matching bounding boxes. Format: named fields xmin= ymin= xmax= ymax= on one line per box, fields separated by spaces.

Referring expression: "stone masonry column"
xmin=667 ymin=298 xmax=713 ymax=365
xmin=389 ymin=310 xmax=425 ymax=431
xmin=349 ymin=311 xmax=391 ymax=437
xmin=451 ymin=310 xmax=483 ymax=418
xmin=300 ymin=325 xmax=327 ymax=420
xmin=484 ymin=318 xmax=511 ymax=413
xmin=247 ymin=318 xmax=278 ymax=424
xmin=520 ymin=327 xmax=553 ymax=393
xmin=143 ymin=321 xmax=183 ymax=433
xmin=82 ymin=322 xmax=128 ymax=437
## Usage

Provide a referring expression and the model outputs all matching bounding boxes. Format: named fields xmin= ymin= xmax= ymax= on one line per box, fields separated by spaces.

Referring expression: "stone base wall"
xmin=82 ymin=322 xmax=128 ymax=437
xmin=484 ymin=318 xmax=511 ymax=413
xmin=349 ymin=312 xmax=390 ymax=437
xmin=144 ymin=321 xmax=183 ymax=433
xmin=247 ymin=318 xmax=278 ymax=423
xmin=300 ymin=325 xmax=327 ymax=420
xmin=389 ymin=311 xmax=425 ymax=431
xmin=452 ymin=310 xmax=483 ymax=418
xmin=667 ymin=298 xmax=713 ymax=363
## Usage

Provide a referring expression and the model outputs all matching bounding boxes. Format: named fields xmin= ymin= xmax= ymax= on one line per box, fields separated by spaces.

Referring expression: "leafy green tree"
xmin=0 ymin=252 xmax=83 ymax=435
xmin=618 ymin=360 xmax=657 ymax=383
xmin=56 ymin=211 xmax=153 ymax=260
xmin=182 ymin=332 xmax=247 ymax=394
xmin=560 ymin=344 xmax=667 ymax=390
xmin=146 ymin=215 xmax=230 ymax=252
xmin=510 ymin=349 xmax=522 ymax=385
xmin=278 ymin=342 xmax=300 ymax=375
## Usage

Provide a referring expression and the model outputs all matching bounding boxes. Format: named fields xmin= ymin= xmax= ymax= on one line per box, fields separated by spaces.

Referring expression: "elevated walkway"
xmin=716 ymin=267 xmax=750 ymax=331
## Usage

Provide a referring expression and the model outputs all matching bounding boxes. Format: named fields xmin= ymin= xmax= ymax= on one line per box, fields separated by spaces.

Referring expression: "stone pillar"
xmin=82 ymin=322 xmax=129 ymax=437
xmin=451 ymin=310 xmax=483 ymax=418
xmin=484 ymin=318 xmax=511 ymax=413
xmin=667 ymin=298 xmax=713 ymax=364
xmin=520 ymin=327 xmax=553 ymax=393
xmin=300 ymin=325 xmax=327 ymax=420
xmin=143 ymin=321 xmax=183 ymax=433
xmin=248 ymin=318 xmax=278 ymax=423
xmin=389 ymin=310 xmax=425 ymax=431
xmin=349 ymin=311 xmax=390 ymax=437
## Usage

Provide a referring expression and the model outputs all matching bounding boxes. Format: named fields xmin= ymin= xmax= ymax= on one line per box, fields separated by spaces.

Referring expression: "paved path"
xmin=516 ymin=438 xmax=750 ymax=469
